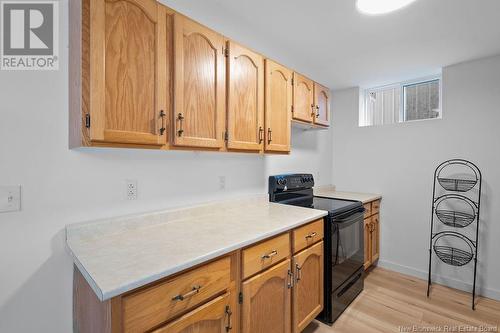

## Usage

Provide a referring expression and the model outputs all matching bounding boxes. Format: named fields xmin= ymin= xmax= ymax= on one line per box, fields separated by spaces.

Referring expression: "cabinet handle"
xmin=267 ymin=128 xmax=272 ymax=144
xmin=177 ymin=113 xmax=184 ymax=137
xmin=305 ymin=232 xmax=317 ymax=240
xmin=159 ymin=110 xmax=166 ymax=136
xmin=261 ymin=250 xmax=278 ymax=260
xmin=295 ymin=263 xmax=302 ymax=282
xmin=171 ymin=285 xmax=201 ymax=302
xmin=316 ymin=105 xmax=320 ymax=118
xmin=225 ymin=305 xmax=233 ymax=332
xmin=258 ymin=127 xmax=264 ymax=144
xmin=287 ymin=269 xmax=294 ymax=289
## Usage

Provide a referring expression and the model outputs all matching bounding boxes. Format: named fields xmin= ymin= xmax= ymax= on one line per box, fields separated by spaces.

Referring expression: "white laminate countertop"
xmin=314 ymin=185 xmax=382 ymax=204
xmin=65 ymin=196 xmax=327 ymax=301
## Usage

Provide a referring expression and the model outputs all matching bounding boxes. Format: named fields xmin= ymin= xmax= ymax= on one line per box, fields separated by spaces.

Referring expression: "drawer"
xmin=372 ymin=199 xmax=380 ymax=215
xmin=152 ymin=292 xmax=231 ymax=333
xmin=122 ymin=256 xmax=231 ymax=333
xmin=242 ymin=233 xmax=290 ymax=279
xmin=363 ymin=203 xmax=372 ymax=218
xmin=293 ymin=219 xmax=324 ymax=253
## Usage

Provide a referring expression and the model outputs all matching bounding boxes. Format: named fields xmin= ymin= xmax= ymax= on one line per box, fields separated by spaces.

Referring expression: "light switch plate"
xmin=0 ymin=185 xmax=21 ymax=213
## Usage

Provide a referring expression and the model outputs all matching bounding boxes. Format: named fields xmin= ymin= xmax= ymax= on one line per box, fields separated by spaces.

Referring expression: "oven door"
xmin=330 ymin=208 xmax=364 ymax=291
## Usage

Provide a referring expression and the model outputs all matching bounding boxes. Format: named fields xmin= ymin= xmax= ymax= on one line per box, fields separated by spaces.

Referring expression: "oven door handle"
xmin=333 ymin=211 xmax=364 ymax=228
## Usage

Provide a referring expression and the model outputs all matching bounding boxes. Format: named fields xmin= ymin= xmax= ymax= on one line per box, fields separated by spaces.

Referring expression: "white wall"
xmin=0 ymin=1 xmax=332 ymax=332
xmin=331 ymin=55 xmax=500 ymax=300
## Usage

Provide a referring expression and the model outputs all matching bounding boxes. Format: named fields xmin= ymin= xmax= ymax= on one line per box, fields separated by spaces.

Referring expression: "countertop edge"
xmin=74 ymin=211 xmax=328 ymax=301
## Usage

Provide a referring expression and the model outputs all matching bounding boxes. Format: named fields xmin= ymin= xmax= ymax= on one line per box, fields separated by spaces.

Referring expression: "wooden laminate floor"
xmin=304 ymin=267 xmax=500 ymax=333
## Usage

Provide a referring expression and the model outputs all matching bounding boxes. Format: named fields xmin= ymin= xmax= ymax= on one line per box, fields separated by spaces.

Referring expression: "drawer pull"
xmin=295 ymin=264 xmax=302 ymax=282
xmin=225 ymin=305 xmax=233 ymax=332
xmin=171 ymin=285 xmax=201 ymax=302
xmin=287 ymin=269 xmax=294 ymax=289
xmin=305 ymin=232 xmax=317 ymax=240
xmin=261 ymin=250 xmax=278 ymax=260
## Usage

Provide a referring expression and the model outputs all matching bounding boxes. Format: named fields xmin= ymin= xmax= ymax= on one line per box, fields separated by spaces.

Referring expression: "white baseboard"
xmin=376 ymin=259 xmax=500 ymax=301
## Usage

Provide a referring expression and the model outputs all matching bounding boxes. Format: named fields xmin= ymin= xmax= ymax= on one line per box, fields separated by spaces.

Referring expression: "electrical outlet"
xmin=219 ymin=176 xmax=226 ymax=190
xmin=0 ymin=185 xmax=21 ymax=213
xmin=126 ymin=180 xmax=137 ymax=200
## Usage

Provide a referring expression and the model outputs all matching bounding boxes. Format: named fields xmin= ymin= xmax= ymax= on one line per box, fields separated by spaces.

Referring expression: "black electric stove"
xmin=269 ymin=173 xmax=365 ymax=324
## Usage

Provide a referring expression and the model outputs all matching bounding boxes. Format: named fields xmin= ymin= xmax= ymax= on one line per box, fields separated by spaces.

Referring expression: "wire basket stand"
xmin=427 ymin=159 xmax=482 ymax=310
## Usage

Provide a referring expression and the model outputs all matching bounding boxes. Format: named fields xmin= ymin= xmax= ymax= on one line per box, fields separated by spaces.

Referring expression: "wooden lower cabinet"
xmin=241 ymin=259 xmax=292 ymax=333
xmin=364 ymin=217 xmax=372 ymax=269
xmin=292 ymin=241 xmax=323 ymax=333
xmin=371 ymin=214 xmax=380 ymax=263
xmin=153 ymin=292 xmax=234 ymax=333
xmin=74 ymin=224 xmax=324 ymax=333
xmin=364 ymin=199 xmax=381 ymax=270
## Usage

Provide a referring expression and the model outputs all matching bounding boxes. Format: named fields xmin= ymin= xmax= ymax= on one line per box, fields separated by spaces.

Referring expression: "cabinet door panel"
xmin=174 ymin=15 xmax=225 ymax=148
xmin=371 ymin=214 xmax=380 ymax=263
xmin=313 ymin=83 xmax=330 ymax=127
xmin=264 ymin=60 xmax=292 ymax=153
xmin=90 ymin=0 xmax=166 ymax=145
xmin=292 ymin=242 xmax=323 ymax=333
xmin=241 ymin=259 xmax=291 ymax=333
xmin=152 ymin=293 xmax=233 ymax=333
xmin=292 ymin=73 xmax=314 ymax=123
xmin=364 ymin=217 xmax=371 ymax=269
xmin=227 ymin=41 xmax=264 ymax=151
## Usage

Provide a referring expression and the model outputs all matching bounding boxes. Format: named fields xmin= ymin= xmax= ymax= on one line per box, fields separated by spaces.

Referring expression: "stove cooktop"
xmin=289 ymin=196 xmax=362 ymax=216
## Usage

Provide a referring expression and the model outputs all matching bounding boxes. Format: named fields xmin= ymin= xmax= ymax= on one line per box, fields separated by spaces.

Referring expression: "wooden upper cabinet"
xmin=292 ymin=242 xmax=323 ymax=333
xmin=88 ymin=0 xmax=167 ymax=146
xmin=227 ymin=41 xmax=264 ymax=151
xmin=173 ymin=15 xmax=226 ymax=149
xmin=264 ymin=60 xmax=292 ymax=153
xmin=241 ymin=259 xmax=292 ymax=333
xmin=313 ymin=83 xmax=331 ymax=127
xmin=292 ymin=73 xmax=314 ymax=123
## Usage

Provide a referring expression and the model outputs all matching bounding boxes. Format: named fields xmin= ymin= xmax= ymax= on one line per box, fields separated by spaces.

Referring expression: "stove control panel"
xmin=268 ymin=173 xmax=315 ymax=193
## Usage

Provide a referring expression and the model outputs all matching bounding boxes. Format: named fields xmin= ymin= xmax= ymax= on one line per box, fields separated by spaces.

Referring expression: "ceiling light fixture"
xmin=356 ymin=0 xmax=418 ymax=15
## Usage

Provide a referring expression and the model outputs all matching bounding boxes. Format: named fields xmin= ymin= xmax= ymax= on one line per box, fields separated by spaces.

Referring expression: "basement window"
xmin=359 ymin=76 xmax=441 ymax=127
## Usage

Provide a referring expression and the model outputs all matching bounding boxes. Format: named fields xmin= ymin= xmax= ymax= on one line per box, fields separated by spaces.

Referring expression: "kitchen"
xmin=1 ymin=0 xmax=500 ymax=332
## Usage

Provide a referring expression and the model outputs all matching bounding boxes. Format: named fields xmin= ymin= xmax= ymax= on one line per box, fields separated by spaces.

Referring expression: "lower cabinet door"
xmin=292 ymin=242 xmax=323 ymax=333
xmin=364 ymin=217 xmax=372 ymax=269
xmin=371 ymin=214 xmax=380 ymax=263
xmin=153 ymin=292 xmax=234 ymax=333
xmin=241 ymin=259 xmax=292 ymax=333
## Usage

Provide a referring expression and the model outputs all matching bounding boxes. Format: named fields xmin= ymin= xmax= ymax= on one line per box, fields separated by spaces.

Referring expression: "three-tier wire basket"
xmin=426 ymin=159 xmax=482 ymax=309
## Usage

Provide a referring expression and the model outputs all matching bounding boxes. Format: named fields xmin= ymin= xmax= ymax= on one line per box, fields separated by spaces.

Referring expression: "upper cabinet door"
xmin=313 ymin=83 xmax=331 ymax=127
xmin=89 ymin=0 xmax=167 ymax=145
xmin=264 ymin=60 xmax=292 ymax=153
xmin=173 ymin=15 xmax=225 ymax=149
xmin=226 ymin=41 xmax=264 ymax=151
xmin=292 ymin=73 xmax=314 ymax=123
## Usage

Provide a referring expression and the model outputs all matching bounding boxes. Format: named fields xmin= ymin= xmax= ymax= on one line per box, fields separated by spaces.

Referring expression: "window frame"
xmin=361 ymin=74 xmax=442 ymax=127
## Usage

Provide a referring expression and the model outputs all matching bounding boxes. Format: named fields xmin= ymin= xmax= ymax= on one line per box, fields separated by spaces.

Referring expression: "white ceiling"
xmin=162 ymin=0 xmax=500 ymax=90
